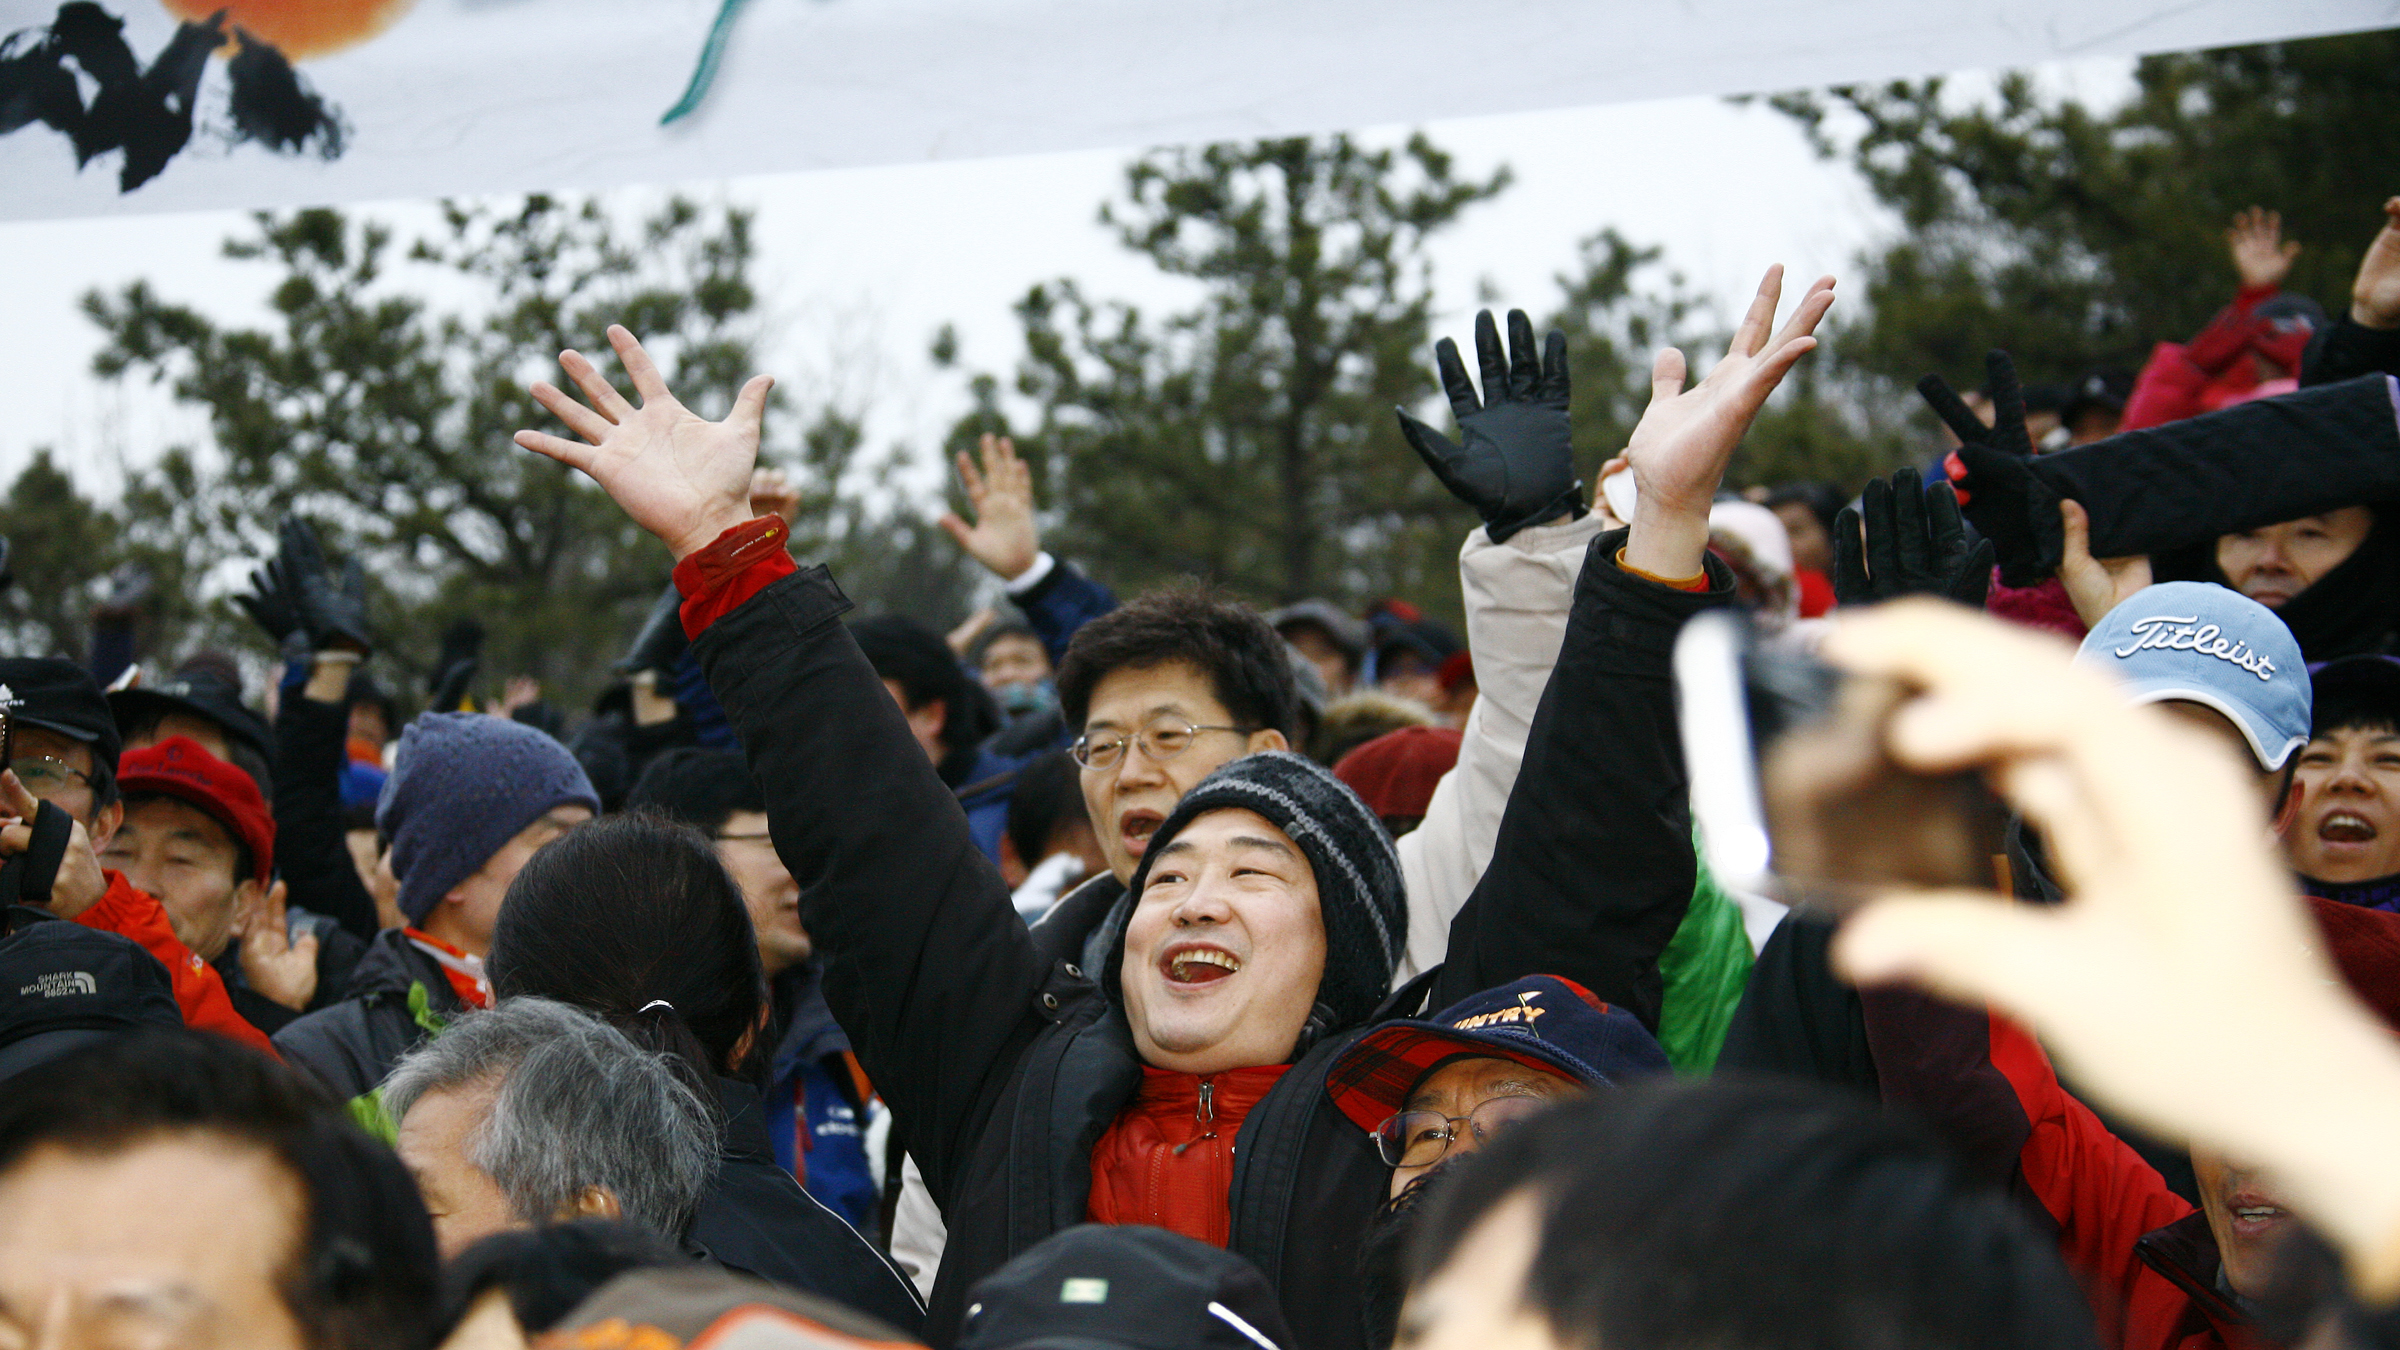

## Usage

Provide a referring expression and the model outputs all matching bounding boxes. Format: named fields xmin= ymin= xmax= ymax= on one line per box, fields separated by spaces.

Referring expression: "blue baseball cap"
xmin=1322 ymin=975 xmax=1669 ymax=1136
xmin=2075 ymin=581 xmax=2312 ymax=771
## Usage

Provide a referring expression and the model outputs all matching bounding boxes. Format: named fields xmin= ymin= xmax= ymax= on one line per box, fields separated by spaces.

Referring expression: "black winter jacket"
xmin=271 ymin=927 xmax=461 ymax=1111
xmin=692 ymin=528 xmax=1722 ymax=1349
xmin=690 ymin=1079 xmax=925 ymax=1331
xmin=272 ymin=689 xmax=383 ymax=944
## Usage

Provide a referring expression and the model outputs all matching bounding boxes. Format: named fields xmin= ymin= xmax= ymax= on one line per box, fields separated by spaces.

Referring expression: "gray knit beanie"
xmin=377 ymin=713 xmax=601 ymax=927
xmin=1126 ymin=750 xmax=1405 ymax=1041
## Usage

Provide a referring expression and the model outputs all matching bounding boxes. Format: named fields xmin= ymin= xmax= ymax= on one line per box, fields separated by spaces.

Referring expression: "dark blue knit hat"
xmin=1128 ymin=750 xmax=1405 ymax=1038
xmin=377 ymin=713 xmax=599 ymax=926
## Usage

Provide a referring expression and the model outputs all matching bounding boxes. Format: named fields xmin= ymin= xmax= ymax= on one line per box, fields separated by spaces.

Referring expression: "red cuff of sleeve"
xmin=673 ymin=517 xmax=800 ymax=639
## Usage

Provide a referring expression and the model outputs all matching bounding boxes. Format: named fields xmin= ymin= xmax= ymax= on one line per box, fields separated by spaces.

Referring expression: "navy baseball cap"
xmin=0 ymin=911 xmax=182 ymax=1084
xmin=2075 ymin=581 xmax=2312 ymax=771
xmin=1323 ymin=975 xmax=1669 ymax=1136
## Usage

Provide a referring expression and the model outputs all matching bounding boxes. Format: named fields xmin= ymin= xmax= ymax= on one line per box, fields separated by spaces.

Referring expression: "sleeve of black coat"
xmin=1431 ymin=528 xmax=1732 ymax=1029
xmin=271 ymin=690 xmax=379 ymax=943
xmin=1716 ymin=912 xmax=1878 ymax=1094
xmin=2303 ymin=319 xmax=2400 ymax=389
xmin=689 ymin=566 xmax=1051 ymax=1205
xmin=2026 ymin=375 xmax=2400 ymax=558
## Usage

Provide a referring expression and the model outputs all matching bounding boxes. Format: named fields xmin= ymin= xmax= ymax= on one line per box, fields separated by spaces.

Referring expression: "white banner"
xmin=2 ymin=0 xmax=2394 ymax=221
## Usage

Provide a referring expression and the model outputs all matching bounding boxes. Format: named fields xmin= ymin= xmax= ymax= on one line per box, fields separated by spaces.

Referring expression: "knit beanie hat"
xmin=1127 ymin=750 xmax=1405 ymax=1039
xmin=377 ymin=713 xmax=600 ymax=926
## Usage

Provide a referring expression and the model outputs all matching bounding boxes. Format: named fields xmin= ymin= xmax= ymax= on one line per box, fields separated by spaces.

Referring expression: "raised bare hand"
xmin=2228 ymin=207 xmax=2300 ymax=291
xmin=749 ymin=467 xmax=803 ymax=525
xmin=1621 ymin=265 xmax=1836 ymax=578
xmin=2056 ymin=499 xmax=2152 ymax=629
xmin=938 ymin=434 xmax=1042 ymax=581
xmin=514 ymin=325 xmax=772 ymax=561
xmin=239 ymin=880 xmax=320 ymax=1011
xmin=2353 ymin=196 xmax=2400 ymax=331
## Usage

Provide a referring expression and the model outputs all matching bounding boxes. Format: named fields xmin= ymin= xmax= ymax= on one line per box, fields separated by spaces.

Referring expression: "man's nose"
xmin=1112 ymin=744 xmax=1168 ymax=788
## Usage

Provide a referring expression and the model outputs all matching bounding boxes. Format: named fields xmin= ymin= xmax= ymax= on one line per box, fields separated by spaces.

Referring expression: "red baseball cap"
xmin=116 ymin=736 xmax=275 ymax=886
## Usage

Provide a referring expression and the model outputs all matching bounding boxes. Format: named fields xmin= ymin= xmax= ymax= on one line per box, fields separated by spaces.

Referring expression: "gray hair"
xmin=383 ymin=996 xmax=719 ymax=1238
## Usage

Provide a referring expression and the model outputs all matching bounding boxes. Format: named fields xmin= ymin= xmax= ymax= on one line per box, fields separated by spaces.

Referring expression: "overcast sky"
xmin=0 ymin=56 xmax=2141 ymax=506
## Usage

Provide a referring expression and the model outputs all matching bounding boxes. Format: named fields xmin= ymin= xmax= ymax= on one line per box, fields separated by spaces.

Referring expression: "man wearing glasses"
xmin=0 ymin=656 xmax=273 ymax=1050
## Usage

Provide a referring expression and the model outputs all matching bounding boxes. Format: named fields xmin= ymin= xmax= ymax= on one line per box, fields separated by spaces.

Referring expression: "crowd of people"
xmin=1 ymin=192 xmax=2398 ymax=1350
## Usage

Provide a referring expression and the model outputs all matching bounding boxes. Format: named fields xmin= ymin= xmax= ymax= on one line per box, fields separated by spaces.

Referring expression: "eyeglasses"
xmin=1373 ymin=1094 xmax=1556 ymax=1169
xmin=1070 ymin=716 xmax=1256 ymax=771
xmin=10 ymin=756 xmax=90 ymax=793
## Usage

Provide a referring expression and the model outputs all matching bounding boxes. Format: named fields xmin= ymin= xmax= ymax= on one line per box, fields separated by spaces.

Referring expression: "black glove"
xmin=234 ymin=555 xmax=300 ymax=646
xmin=276 ymin=516 xmax=372 ymax=653
xmin=1918 ymin=351 xmax=2062 ymax=588
xmin=428 ymin=617 xmax=484 ymax=713
xmin=1834 ymin=469 xmax=1995 ymax=609
xmin=614 ymin=582 xmax=689 ymax=680
xmin=1396 ymin=309 xmax=1586 ymax=544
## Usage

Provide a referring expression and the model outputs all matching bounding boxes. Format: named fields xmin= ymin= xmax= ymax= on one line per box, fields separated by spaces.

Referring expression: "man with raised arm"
xmin=513 ymin=266 xmax=1831 ymax=1348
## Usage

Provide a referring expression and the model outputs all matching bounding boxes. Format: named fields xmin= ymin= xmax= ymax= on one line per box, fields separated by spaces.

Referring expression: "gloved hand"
xmin=275 ymin=516 xmax=371 ymax=653
xmin=1921 ymin=350 xmax=2062 ymax=588
xmin=235 ymin=554 xmax=300 ymax=646
xmin=1396 ymin=309 xmax=1586 ymax=543
xmin=614 ymin=582 xmax=689 ymax=680
xmin=1834 ymin=468 xmax=1995 ymax=609
xmin=428 ymin=617 xmax=484 ymax=713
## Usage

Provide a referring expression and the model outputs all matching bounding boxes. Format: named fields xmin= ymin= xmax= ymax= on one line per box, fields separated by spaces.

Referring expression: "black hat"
xmin=1127 ymin=751 xmax=1406 ymax=1041
xmin=107 ymin=665 xmax=271 ymax=766
xmin=0 ymin=657 xmax=123 ymax=771
xmin=0 ymin=910 xmax=182 ymax=1084
xmin=959 ymin=1225 xmax=1294 ymax=1350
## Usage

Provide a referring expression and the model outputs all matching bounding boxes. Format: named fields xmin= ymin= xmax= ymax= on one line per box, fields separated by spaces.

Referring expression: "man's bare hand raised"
xmin=513 ymin=325 xmax=773 ymax=560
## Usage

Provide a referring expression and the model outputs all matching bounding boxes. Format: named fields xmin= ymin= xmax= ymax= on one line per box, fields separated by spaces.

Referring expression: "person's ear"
xmin=1248 ymin=728 xmax=1290 ymax=754
xmin=559 ymin=1186 xmax=622 ymax=1222
xmin=87 ymin=798 xmax=123 ymax=853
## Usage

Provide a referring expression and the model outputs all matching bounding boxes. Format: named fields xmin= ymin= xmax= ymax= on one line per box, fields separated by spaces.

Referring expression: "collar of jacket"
xmin=2305 ymin=871 xmax=2400 ymax=913
xmin=2137 ymin=1211 xmax=2263 ymax=1347
xmin=345 ymin=927 xmax=462 ymax=1007
xmin=716 ymin=1076 xmax=777 ymax=1164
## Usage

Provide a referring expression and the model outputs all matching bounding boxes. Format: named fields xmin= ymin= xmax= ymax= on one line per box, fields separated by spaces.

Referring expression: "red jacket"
xmin=2122 ymin=285 xmax=2281 ymax=432
xmin=1086 ymin=1065 xmax=1288 ymax=1246
xmin=75 ymin=869 xmax=275 ymax=1054
xmin=1864 ymin=987 xmax=2267 ymax=1350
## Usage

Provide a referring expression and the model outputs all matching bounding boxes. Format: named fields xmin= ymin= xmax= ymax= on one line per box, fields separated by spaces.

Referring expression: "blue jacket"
xmin=762 ymin=963 xmax=879 ymax=1237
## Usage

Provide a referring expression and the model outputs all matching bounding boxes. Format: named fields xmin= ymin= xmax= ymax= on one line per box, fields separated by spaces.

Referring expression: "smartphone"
xmin=1673 ymin=609 xmax=2008 ymax=911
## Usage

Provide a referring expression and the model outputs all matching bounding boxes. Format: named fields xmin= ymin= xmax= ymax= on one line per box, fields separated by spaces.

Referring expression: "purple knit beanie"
xmin=376 ymin=712 xmax=600 ymax=926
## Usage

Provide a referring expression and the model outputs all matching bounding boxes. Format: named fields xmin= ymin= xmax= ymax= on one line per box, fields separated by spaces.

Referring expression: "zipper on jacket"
xmin=1174 ymin=1077 xmax=1218 ymax=1155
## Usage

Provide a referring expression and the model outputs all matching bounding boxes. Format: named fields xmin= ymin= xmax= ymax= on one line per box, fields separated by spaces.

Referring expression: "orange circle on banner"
xmin=159 ymin=0 xmax=418 ymax=61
